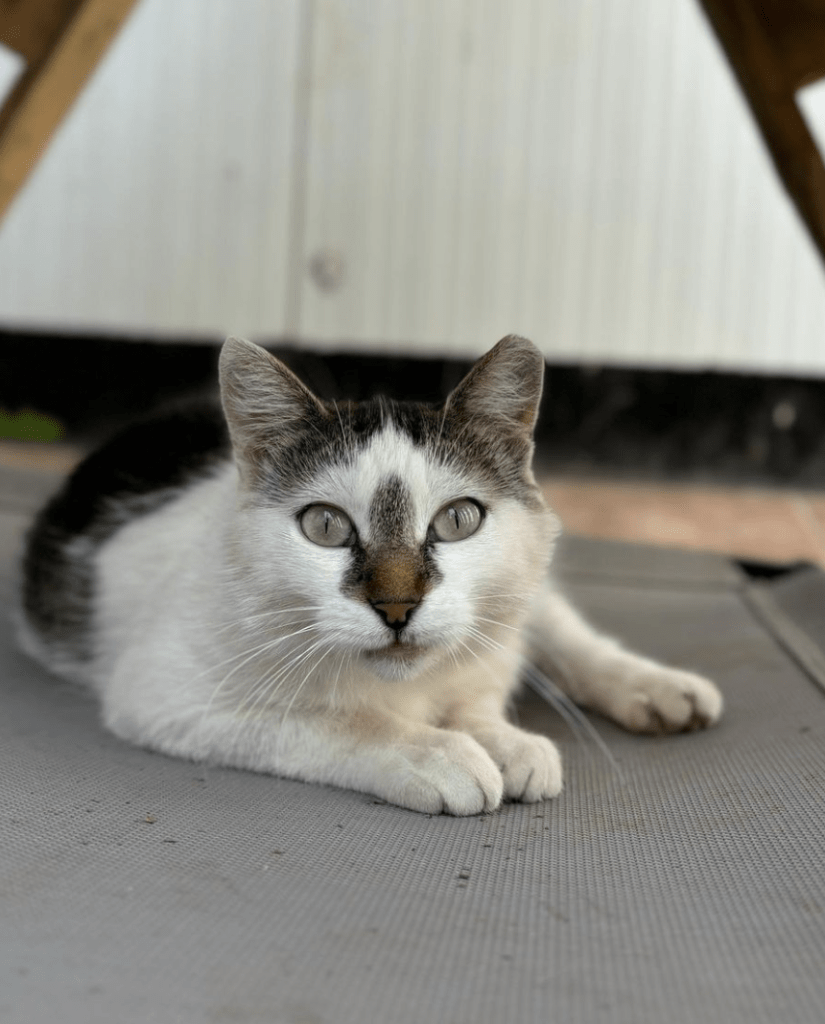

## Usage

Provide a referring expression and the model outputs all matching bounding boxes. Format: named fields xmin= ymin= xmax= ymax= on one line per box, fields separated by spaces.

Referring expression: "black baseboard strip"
xmin=2 ymin=330 xmax=825 ymax=487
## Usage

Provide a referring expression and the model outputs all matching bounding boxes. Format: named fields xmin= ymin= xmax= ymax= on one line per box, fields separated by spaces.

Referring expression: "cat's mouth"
xmin=363 ymin=639 xmax=428 ymax=662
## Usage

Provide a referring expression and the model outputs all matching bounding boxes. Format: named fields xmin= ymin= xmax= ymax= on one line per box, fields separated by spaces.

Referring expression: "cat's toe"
xmin=616 ymin=668 xmax=723 ymax=735
xmin=472 ymin=726 xmax=563 ymax=803
xmin=502 ymin=733 xmax=563 ymax=802
xmin=392 ymin=733 xmax=504 ymax=816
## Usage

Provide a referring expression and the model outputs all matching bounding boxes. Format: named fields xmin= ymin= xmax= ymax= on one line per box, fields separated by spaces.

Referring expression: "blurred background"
xmin=3 ymin=0 xmax=825 ymax=565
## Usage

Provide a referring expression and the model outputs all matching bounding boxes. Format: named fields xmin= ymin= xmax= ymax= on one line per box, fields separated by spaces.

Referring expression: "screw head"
xmin=309 ymin=249 xmax=346 ymax=291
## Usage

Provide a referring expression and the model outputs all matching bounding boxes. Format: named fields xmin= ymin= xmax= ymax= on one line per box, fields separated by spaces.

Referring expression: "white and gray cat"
xmin=19 ymin=336 xmax=722 ymax=814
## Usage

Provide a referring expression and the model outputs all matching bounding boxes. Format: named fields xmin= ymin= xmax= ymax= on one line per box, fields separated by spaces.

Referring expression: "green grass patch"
xmin=0 ymin=408 xmax=64 ymax=442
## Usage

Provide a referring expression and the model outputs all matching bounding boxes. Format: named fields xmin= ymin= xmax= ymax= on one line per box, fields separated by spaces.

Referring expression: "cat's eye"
xmin=430 ymin=499 xmax=483 ymax=542
xmin=299 ymin=504 xmax=356 ymax=547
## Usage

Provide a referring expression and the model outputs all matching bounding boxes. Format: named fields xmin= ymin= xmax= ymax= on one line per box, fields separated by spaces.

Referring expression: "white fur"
xmin=63 ymin=420 xmax=722 ymax=816
xmin=70 ymin=427 xmax=563 ymax=815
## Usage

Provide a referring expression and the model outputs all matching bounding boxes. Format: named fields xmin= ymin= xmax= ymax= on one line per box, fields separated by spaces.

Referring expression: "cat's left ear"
xmin=219 ymin=336 xmax=327 ymax=479
xmin=445 ymin=335 xmax=544 ymax=435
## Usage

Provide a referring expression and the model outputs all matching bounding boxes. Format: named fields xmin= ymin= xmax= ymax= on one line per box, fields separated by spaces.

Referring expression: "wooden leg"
xmin=0 ymin=0 xmax=138 ymax=221
xmin=697 ymin=0 xmax=825 ymax=266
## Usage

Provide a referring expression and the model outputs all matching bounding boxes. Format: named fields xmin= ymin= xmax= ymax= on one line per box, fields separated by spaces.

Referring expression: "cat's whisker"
xmin=277 ymin=639 xmax=342 ymax=731
xmin=241 ymin=605 xmax=325 ymax=618
xmin=442 ymin=644 xmax=462 ymax=672
xmin=236 ymin=634 xmax=328 ymax=719
xmin=201 ymin=622 xmax=321 ymax=686
xmin=198 ymin=623 xmax=325 ymax=726
xmin=464 ymin=625 xmax=506 ymax=654
xmin=240 ymin=625 xmax=351 ymax=718
xmin=226 ymin=658 xmax=314 ymax=745
xmin=474 ymin=615 xmax=520 ymax=632
xmin=434 ymin=400 xmax=448 ymax=450
xmin=332 ymin=399 xmax=347 ymax=446
xmin=209 ymin=605 xmax=325 ymax=633
xmin=522 ymin=663 xmax=623 ymax=778
xmin=468 ymin=622 xmax=507 ymax=647
xmin=453 ymin=635 xmax=488 ymax=666
xmin=328 ymin=646 xmax=352 ymax=709
xmin=236 ymin=654 xmax=299 ymax=717
xmin=195 ymin=639 xmax=289 ymax=708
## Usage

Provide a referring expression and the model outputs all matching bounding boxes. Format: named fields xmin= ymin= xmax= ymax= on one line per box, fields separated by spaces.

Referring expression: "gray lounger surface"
xmin=2 ymin=499 xmax=824 ymax=1024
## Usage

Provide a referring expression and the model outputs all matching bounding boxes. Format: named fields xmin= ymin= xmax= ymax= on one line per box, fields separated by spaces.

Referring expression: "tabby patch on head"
xmin=219 ymin=335 xmax=557 ymax=680
xmin=342 ymin=473 xmax=438 ymax=629
xmin=219 ymin=334 xmax=544 ymax=502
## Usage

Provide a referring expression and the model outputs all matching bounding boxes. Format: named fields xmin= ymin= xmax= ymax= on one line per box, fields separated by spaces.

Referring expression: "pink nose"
xmin=372 ymin=601 xmax=418 ymax=626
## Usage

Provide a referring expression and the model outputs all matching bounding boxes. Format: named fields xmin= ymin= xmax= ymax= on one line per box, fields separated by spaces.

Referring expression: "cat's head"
xmin=219 ymin=336 xmax=559 ymax=680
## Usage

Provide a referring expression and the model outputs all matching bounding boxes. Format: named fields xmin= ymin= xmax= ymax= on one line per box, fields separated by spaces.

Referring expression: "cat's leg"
xmin=103 ymin=697 xmax=505 ymax=816
xmin=525 ymin=582 xmax=723 ymax=734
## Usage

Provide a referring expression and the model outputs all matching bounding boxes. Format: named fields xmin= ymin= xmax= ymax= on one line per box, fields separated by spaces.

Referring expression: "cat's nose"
xmin=371 ymin=600 xmax=419 ymax=628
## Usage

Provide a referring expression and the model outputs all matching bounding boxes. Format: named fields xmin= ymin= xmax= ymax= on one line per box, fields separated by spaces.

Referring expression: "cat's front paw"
xmin=607 ymin=664 xmax=723 ymax=735
xmin=472 ymin=725 xmax=563 ymax=802
xmin=388 ymin=732 xmax=504 ymax=816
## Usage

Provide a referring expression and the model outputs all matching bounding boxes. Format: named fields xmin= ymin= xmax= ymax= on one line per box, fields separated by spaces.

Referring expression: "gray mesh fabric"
xmin=2 ymin=509 xmax=824 ymax=1023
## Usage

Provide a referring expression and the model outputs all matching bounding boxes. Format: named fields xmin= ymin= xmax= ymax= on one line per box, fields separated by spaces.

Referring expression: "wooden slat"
xmin=0 ymin=0 xmax=83 ymax=64
xmin=0 ymin=0 xmax=138 ymax=221
xmin=0 ymin=0 xmax=303 ymax=339
xmin=697 ymin=0 xmax=825 ymax=266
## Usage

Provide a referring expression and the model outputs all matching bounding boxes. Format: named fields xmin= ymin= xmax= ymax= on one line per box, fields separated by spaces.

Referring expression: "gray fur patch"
xmin=369 ymin=475 xmax=413 ymax=546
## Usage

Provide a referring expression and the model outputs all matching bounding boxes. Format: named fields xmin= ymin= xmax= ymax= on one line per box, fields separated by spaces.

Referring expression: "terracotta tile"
xmin=790 ymin=496 xmax=825 ymax=565
xmin=799 ymin=495 xmax=825 ymax=537
xmin=540 ymin=477 xmax=825 ymax=567
xmin=0 ymin=441 xmax=83 ymax=475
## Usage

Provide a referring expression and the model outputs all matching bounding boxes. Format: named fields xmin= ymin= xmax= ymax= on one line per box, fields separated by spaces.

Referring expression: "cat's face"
xmin=220 ymin=336 xmax=559 ymax=680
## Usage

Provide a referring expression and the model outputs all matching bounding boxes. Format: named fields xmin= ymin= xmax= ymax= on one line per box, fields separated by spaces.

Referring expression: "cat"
xmin=18 ymin=335 xmax=723 ymax=815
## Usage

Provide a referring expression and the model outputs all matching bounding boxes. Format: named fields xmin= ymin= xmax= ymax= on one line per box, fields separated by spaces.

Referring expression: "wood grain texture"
xmin=0 ymin=0 xmax=138 ymax=220
xmin=297 ymin=0 xmax=825 ymax=369
xmin=697 ymin=0 xmax=825 ymax=266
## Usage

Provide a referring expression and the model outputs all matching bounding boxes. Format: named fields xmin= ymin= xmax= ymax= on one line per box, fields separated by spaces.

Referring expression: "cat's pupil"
xmin=449 ymin=506 xmax=469 ymax=531
xmin=431 ymin=498 xmax=482 ymax=542
xmin=300 ymin=504 xmax=355 ymax=547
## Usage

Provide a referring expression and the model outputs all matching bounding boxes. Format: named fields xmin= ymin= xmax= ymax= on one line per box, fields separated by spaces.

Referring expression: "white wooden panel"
xmin=1 ymin=0 xmax=824 ymax=376
xmin=798 ymin=80 xmax=825 ymax=165
xmin=299 ymin=0 xmax=825 ymax=373
xmin=0 ymin=0 xmax=302 ymax=340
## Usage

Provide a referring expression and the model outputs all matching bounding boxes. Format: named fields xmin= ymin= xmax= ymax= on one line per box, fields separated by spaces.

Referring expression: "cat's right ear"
xmin=219 ymin=337 xmax=326 ymax=481
xmin=445 ymin=334 xmax=545 ymax=437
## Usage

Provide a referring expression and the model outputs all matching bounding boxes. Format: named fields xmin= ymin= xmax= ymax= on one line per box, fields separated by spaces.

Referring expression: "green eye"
xmin=299 ymin=504 xmax=355 ymax=547
xmin=430 ymin=499 xmax=483 ymax=542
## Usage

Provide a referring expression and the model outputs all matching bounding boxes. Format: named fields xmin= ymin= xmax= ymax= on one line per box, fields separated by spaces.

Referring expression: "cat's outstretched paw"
xmin=605 ymin=664 xmax=723 ymax=735
xmin=387 ymin=732 xmax=504 ymax=816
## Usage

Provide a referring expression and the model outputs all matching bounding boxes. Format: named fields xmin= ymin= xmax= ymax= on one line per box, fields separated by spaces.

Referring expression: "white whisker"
xmin=474 ymin=615 xmax=520 ymax=632
xmin=328 ymin=647 xmax=352 ymax=708
xmin=278 ymin=640 xmax=340 ymax=730
xmin=197 ymin=623 xmax=324 ymax=730
xmin=210 ymin=605 xmax=325 ymax=633
xmin=238 ymin=633 xmax=329 ymax=719
xmin=464 ymin=625 xmax=506 ymax=655
xmin=523 ymin=663 xmax=622 ymax=778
